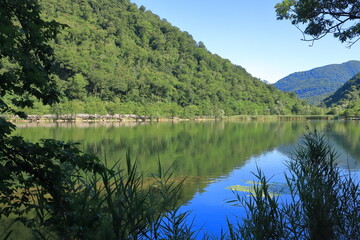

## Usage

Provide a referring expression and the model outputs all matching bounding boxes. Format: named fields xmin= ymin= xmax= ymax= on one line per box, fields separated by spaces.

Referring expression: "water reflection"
xmin=13 ymin=120 xmax=360 ymax=237
xmin=14 ymin=120 xmax=360 ymax=193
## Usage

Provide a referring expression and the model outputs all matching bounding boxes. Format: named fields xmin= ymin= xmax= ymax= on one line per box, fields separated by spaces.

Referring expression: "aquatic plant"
xmin=1 ymin=148 xmax=195 ymax=240
xmin=231 ymin=130 xmax=360 ymax=240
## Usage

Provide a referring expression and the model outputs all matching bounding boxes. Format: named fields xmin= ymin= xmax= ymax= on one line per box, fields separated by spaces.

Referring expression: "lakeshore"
xmin=4 ymin=113 xmax=335 ymax=123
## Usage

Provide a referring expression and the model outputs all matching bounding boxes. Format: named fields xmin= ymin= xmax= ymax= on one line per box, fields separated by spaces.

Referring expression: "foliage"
xmin=0 ymin=1 xmax=183 ymax=239
xmin=0 ymin=133 xmax=107 ymax=239
xmin=0 ymin=0 xmax=63 ymax=117
xmin=274 ymin=60 xmax=360 ymax=105
xmin=232 ymin=130 xmax=360 ymax=239
xmin=31 ymin=0 xmax=303 ymax=116
xmin=275 ymin=0 xmax=360 ymax=47
xmin=0 ymin=8 xmax=80 ymax=231
xmin=324 ymin=73 xmax=360 ymax=115
xmin=0 ymin=3 xmax=196 ymax=238
xmin=1 ymin=146 xmax=194 ymax=239
xmin=228 ymin=168 xmax=285 ymax=240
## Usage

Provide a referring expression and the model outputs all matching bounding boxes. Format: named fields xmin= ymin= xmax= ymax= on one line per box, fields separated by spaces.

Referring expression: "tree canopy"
xmin=275 ymin=0 xmax=360 ymax=46
xmin=31 ymin=0 xmax=305 ymax=117
xmin=323 ymin=73 xmax=360 ymax=115
xmin=1 ymin=0 xmax=318 ymax=118
xmin=0 ymin=2 xmax=107 ymax=237
xmin=0 ymin=0 xmax=63 ymax=117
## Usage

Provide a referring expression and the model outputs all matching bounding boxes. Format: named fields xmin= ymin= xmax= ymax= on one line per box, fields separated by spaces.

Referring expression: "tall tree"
xmin=0 ymin=2 xmax=105 ymax=238
xmin=0 ymin=0 xmax=62 ymax=118
xmin=275 ymin=0 xmax=360 ymax=47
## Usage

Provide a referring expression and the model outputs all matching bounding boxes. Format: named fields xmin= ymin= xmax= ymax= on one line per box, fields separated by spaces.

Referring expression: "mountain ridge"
xmin=274 ymin=60 xmax=360 ymax=105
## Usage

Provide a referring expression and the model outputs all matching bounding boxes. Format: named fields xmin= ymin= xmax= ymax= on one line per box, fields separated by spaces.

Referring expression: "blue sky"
xmin=130 ymin=0 xmax=360 ymax=83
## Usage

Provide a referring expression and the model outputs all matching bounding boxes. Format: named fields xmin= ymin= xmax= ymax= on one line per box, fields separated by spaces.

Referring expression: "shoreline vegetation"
xmin=3 ymin=114 xmax=337 ymax=123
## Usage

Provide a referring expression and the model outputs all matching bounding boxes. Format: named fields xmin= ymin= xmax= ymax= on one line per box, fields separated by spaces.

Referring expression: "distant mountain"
xmin=34 ymin=0 xmax=303 ymax=116
xmin=274 ymin=61 xmax=360 ymax=105
xmin=323 ymin=73 xmax=360 ymax=115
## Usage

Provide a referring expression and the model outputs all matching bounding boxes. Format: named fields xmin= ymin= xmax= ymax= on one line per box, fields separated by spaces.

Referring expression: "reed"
xmin=1 ymin=146 xmax=195 ymax=240
xmin=232 ymin=130 xmax=360 ymax=240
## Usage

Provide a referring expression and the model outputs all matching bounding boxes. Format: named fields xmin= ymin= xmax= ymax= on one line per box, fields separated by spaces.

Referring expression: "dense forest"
xmin=274 ymin=60 xmax=360 ymax=105
xmin=323 ymin=73 xmax=360 ymax=116
xmin=1 ymin=0 xmax=313 ymax=117
xmin=1 ymin=1 xmax=359 ymax=239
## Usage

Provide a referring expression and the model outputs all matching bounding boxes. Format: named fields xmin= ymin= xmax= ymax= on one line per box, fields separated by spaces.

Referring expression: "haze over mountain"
xmin=32 ymin=0 xmax=305 ymax=116
xmin=274 ymin=61 xmax=360 ymax=105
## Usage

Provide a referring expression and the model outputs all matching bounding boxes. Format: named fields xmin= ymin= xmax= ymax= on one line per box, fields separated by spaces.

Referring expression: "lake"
xmin=13 ymin=120 xmax=360 ymax=237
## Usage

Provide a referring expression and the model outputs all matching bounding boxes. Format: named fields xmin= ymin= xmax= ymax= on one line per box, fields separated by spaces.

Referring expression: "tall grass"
xmin=1 ymin=150 xmax=196 ymax=240
xmin=232 ymin=130 xmax=360 ymax=240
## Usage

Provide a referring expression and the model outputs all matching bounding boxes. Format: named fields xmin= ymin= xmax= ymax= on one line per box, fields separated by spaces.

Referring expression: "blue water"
xmin=180 ymin=150 xmax=287 ymax=237
xmin=12 ymin=121 xmax=360 ymax=239
xmin=180 ymin=147 xmax=360 ymax=238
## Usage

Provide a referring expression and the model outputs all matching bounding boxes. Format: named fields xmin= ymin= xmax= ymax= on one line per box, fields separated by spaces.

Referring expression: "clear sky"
xmin=130 ymin=0 xmax=360 ymax=83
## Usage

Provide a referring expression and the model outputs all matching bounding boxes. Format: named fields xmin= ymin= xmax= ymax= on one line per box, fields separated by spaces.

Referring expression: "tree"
xmin=0 ymin=0 xmax=63 ymax=117
xmin=0 ymin=1 xmax=106 ymax=237
xmin=275 ymin=0 xmax=360 ymax=47
xmin=65 ymin=73 xmax=88 ymax=100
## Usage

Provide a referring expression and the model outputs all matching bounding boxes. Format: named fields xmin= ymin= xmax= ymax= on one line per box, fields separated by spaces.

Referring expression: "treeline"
xmin=8 ymin=96 xmax=326 ymax=119
xmin=324 ymin=73 xmax=360 ymax=116
xmin=15 ymin=97 xmax=227 ymax=119
xmin=16 ymin=0 xmax=310 ymax=116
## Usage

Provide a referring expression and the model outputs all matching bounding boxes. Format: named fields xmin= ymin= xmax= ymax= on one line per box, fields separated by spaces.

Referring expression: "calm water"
xmin=13 ymin=120 xmax=360 ymax=237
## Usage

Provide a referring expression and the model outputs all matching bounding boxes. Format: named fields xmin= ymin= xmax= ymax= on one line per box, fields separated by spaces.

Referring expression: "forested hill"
xmin=274 ymin=61 xmax=360 ymax=105
xmin=37 ymin=0 xmax=303 ymax=116
xmin=323 ymin=73 xmax=360 ymax=115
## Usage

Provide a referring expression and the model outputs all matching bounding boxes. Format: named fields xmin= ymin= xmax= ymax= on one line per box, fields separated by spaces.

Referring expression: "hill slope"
xmin=35 ymin=0 xmax=303 ymax=116
xmin=274 ymin=61 xmax=360 ymax=105
xmin=323 ymin=73 xmax=360 ymax=115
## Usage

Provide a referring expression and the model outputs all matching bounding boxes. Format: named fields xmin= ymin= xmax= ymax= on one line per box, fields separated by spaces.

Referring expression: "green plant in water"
xmin=228 ymin=167 xmax=285 ymax=240
xmin=0 ymin=144 xmax=196 ymax=240
xmin=231 ymin=130 xmax=360 ymax=240
xmin=98 ymin=153 xmax=192 ymax=240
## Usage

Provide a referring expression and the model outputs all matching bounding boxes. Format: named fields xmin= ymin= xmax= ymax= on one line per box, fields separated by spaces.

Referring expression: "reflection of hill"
xmin=275 ymin=121 xmax=360 ymax=170
xmin=277 ymin=137 xmax=359 ymax=170
xmin=325 ymin=122 xmax=360 ymax=169
xmin=14 ymin=121 xmax=306 ymax=202
xmin=15 ymin=121 xmax=305 ymax=175
xmin=276 ymin=144 xmax=296 ymax=157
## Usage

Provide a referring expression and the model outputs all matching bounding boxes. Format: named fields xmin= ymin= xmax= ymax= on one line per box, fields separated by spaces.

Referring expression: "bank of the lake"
xmin=4 ymin=114 xmax=335 ymax=123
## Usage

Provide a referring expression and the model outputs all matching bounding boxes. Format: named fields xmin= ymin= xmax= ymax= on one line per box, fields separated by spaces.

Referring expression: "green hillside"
xmin=18 ymin=0 xmax=306 ymax=117
xmin=323 ymin=73 xmax=360 ymax=116
xmin=274 ymin=61 xmax=360 ymax=105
